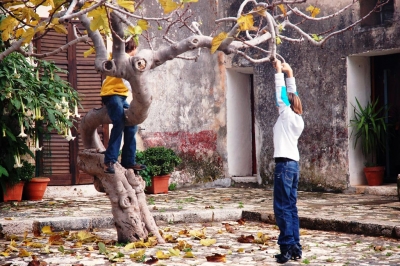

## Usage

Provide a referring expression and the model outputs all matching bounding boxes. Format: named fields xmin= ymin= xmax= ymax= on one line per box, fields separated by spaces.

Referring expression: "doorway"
xmin=226 ymin=69 xmax=257 ymax=177
xmin=372 ymin=54 xmax=400 ymax=183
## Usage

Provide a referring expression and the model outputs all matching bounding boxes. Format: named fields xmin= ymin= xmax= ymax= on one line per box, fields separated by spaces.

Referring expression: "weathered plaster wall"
xmin=137 ymin=1 xmax=228 ymax=186
xmin=249 ymin=1 xmax=400 ymax=191
xmin=137 ymin=1 xmax=400 ymax=191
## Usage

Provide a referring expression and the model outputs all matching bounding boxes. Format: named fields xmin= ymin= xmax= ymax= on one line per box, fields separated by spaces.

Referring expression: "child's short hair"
xmin=125 ymin=38 xmax=137 ymax=53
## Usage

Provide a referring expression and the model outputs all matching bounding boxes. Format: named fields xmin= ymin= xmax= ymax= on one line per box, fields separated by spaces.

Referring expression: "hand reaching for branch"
xmin=282 ymin=63 xmax=293 ymax=78
xmin=273 ymin=59 xmax=282 ymax=73
xmin=273 ymin=59 xmax=293 ymax=77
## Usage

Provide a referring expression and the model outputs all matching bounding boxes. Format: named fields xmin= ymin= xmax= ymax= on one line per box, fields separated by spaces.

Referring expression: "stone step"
xmin=353 ymin=183 xmax=398 ymax=196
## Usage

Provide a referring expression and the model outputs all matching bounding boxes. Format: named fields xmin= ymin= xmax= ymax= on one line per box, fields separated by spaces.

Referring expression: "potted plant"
xmin=350 ymin=97 xmax=387 ymax=186
xmin=0 ymin=35 xmax=80 ymax=200
xmin=136 ymin=147 xmax=182 ymax=194
xmin=23 ymin=159 xmax=51 ymax=201
xmin=1 ymin=160 xmax=35 ymax=202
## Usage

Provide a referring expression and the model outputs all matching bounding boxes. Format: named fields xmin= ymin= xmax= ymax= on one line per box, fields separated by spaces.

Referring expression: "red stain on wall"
xmin=141 ymin=130 xmax=217 ymax=155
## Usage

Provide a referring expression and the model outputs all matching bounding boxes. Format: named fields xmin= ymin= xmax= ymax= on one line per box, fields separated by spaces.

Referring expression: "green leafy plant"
xmin=350 ymin=97 xmax=387 ymax=166
xmin=136 ymin=147 xmax=182 ymax=187
xmin=168 ymin=182 xmax=177 ymax=191
xmin=15 ymin=160 xmax=35 ymax=183
xmin=0 ymin=33 xmax=80 ymax=192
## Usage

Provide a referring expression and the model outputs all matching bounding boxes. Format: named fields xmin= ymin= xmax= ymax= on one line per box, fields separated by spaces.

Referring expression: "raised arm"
xmin=274 ymin=59 xmax=290 ymax=109
xmin=282 ymin=62 xmax=297 ymax=95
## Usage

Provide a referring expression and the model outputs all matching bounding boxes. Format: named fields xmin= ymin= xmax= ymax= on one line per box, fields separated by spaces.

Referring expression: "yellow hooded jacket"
xmin=100 ymin=75 xmax=129 ymax=97
xmin=100 ymin=54 xmax=130 ymax=97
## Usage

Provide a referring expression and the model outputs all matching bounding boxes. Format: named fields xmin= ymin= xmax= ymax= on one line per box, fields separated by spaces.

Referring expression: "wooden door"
xmin=35 ymin=22 xmax=106 ymax=185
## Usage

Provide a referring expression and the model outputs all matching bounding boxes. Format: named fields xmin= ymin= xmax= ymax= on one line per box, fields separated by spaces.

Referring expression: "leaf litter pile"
xmin=0 ymin=220 xmax=282 ymax=265
xmin=1 ymin=220 xmax=400 ymax=265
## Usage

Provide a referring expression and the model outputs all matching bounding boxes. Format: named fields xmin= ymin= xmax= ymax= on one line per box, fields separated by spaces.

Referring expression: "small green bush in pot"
xmin=136 ymin=147 xmax=182 ymax=187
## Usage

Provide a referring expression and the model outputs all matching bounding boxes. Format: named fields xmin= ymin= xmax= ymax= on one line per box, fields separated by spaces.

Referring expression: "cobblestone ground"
xmin=1 ymin=221 xmax=399 ymax=266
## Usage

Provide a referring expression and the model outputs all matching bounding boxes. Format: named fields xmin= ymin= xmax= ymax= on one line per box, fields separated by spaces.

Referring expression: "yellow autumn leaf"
xmin=18 ymin=248 xmax=31 ymax=257
xmin=124 ymin=242 xmax=135 ymax=250
xmin=278 ymin=4 xmax=287 ymax=17
xmin=200 ymin=238 xmax=216 ymax=247
xmin=306 ymin=5 xmax=320 ymax=18
xmin=76 ymin=231 xmax=96 ymax=242
xmin=278 ymin=24 xmax=285 ymax=33
xmin=41 ymin=225 xmax=53 ymax=234
xmin=155 ymin=250 xmax=171 ymax=259
xmin=4 ymin=217 xmax=14 ymax=220
xmin=168 ymin=248 xmax=180 ymax=256
xmin=72 ymin=241 xmax=82 ymax=248
xmin=237 ymin=247 xmax=245 ymax=253
xmin=35 ymin=25 xmax=46 ymax=35
xmin=88 ymin=7 xmax=109 ymax=33
xmin=276 ymin=36 xmax=282 ymax=45
xmin=0 ymin=16 xmax=18 ymax=41
xmin=237 ymin=14 xmax=257 ymax=31
xmin=183 ymin=251 xmax=195 ymax=258
xmin=117 ymin=0 xmax=135 ymax=12
xmin=189 ymin=228 xmax=206 ymax=239
xmin=54 ymin=24 xmax=68 ymax=34
xmin=129 ymin=249 xmax=145 ymax=259
xmin=9 ymin=239 xmax=17 ymax=247
xmin=21 ymin=28 xmax=35 ymax=43
xmin=6 ymin=235 xmax=19 ymax=241
xmin=25 ymin=7 xmax=40 ymax=22
xmin=210 ymin=32 xmax=228 ymax=54
xmin=41 ymin=245 xmax=50 ymax=254
xmin=7 ymin=244 xmax=18 ymax=252
xmin=83 ymin=47 xmax=96 ymax=58
xmin=253 ymin=6 xmax=267 ymax=17
xmin=137 ymin=19 xmax=149 ymax=31
xmin=27 ymin=242 xmax=45 ymax=248
xmin=0 ymin=251 xmax=9 ymax=257
xmin=126 ymin=25 xmax=142 ymax=36
xmin=159 ymin=0 xmax=179 ymax=14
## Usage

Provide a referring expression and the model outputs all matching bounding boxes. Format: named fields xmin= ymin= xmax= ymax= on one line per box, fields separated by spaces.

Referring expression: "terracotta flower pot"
xmin=145 ymin=175 xmax=170 ymax=194
xmin=23 ymin=177 xmax=50 ymax=201
xmin=363 ymin=166 xmax=384 ymax=186
xmin=3 ymin=181 xmax=25 ymax=202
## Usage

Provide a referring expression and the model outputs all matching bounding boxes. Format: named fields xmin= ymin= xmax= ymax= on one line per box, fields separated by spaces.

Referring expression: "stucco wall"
xmin=236 ymin=0 xmax=400 ymax=191
xmin=137 ymin=1 xmax=228 ymax=186
xmin=137 ymin=1 xmax=400 ymax=191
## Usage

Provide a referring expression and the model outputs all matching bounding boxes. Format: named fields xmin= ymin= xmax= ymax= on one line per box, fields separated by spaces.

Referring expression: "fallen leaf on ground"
xmin=200 ymin=238 xmax=216 ymax=246
xmin=237 ymin=218 xmax=246 ymax=225
xmin=237 ymin=235 xmax=255 ymax=243
xmin=206 ymin=253 xmax=226 ymax=262
xmin=144 ymin=255 xmax=158 ymax=264
xmin=224 ymin=223 xmax=235 ymax=233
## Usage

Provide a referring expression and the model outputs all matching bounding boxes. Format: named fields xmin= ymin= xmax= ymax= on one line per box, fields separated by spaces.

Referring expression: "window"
xmin=360 ymin=0 xmax=394 ymax=27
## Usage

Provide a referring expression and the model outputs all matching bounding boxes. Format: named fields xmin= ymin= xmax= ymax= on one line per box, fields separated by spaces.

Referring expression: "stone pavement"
xmin=0 ymin=187 xmax=400 ymax=265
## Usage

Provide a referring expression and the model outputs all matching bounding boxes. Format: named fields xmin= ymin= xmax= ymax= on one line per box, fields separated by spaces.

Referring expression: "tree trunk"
xmin=77 ymin=150 xmax=164 ymax=244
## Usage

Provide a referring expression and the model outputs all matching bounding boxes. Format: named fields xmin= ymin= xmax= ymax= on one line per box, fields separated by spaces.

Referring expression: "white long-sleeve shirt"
xmin=273 ymin=73 xmax=304 ymax=161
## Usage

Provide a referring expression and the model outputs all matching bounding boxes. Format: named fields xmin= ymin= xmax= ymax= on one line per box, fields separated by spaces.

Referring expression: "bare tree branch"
xmin=19 ymin=36 xmax=90 ymax=58
xmin=288 ymin=2 xmax=358 ymax=21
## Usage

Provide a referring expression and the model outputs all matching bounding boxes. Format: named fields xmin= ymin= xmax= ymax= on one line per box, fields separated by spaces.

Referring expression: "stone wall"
xmin=137 ymin=1 xmax=400 ymax=191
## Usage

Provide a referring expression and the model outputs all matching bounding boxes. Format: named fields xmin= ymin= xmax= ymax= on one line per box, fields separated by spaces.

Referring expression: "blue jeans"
xmin=273 ymin=160 xmax=300 ymax=248
xmin=102 ymin=95 xmax=138 ymax=168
